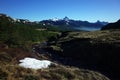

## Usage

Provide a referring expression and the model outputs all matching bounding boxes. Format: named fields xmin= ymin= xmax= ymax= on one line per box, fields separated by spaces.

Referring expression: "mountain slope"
xmin=46 ymin=30 xmax=120 ymax=80
xmin=101 ymin=20 xmax=120 ymax=30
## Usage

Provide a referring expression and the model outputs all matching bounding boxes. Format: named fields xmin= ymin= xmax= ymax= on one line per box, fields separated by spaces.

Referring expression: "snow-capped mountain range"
xmin=0 ymin=13 xmax=108 ymax=31
xmin=40 ymin=16 xmax=108 ymax=31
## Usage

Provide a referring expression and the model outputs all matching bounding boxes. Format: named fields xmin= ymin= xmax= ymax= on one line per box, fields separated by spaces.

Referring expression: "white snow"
xmin=52 ymin=17 xmax=59 ymax=21
xmin=19 ymin=57 xmax=51 ymax=69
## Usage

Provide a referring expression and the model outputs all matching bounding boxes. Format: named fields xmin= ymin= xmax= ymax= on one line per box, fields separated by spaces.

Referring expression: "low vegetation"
xmin=49 ymin=29 xmax=120 ymax=80
xmin=0 ymin=43 xmax=110 ymax=80
xmin=1 ymin=14 xmax=119 ymax=80
xmin=0 ymin=63 xmax=110 ymax=80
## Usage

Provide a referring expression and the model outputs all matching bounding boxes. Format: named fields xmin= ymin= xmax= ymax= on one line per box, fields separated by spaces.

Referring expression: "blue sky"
xmin=0 ymin=0 xmax=120 ymax=22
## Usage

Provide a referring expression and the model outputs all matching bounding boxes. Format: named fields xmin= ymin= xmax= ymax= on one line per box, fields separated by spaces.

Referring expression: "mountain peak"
xmin=63 ymin=16 xmax=69 ymax=21
xmin=96 ymin=20 xmax=108 ymax=25
xmin=0 ymin=13 xmax=6 ymax=17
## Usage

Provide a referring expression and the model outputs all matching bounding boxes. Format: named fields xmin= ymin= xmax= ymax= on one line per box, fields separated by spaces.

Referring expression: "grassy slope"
xmin=0 ymin=41 xmax=110 ymax=80
xmin=50 ymin=29 xmax=120 ymax=80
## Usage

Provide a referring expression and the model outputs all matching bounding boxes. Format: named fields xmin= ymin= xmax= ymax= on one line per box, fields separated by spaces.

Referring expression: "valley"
xmin=0 ymin=13 xmax=120 ymax=80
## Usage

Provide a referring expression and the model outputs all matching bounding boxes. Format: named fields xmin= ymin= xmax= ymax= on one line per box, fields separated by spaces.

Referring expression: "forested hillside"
xmin=0 ymin=14 xmax=59 ymax=50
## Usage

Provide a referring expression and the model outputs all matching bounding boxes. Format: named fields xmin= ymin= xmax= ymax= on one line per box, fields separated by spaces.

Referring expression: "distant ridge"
xmin=101 ymin=19 xmax=120 ymax=30
xmin=0 ymin=13 xmax=108 ymax=31
xmin=40 ymin=16 xmax=108 ymax=31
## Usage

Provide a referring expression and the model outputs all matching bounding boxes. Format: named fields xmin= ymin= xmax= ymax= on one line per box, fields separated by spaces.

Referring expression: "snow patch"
xmin=19 ymin=57 xmax=51 ymax=69
xmin=52 ymin=17 xmax=59 ymax=21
